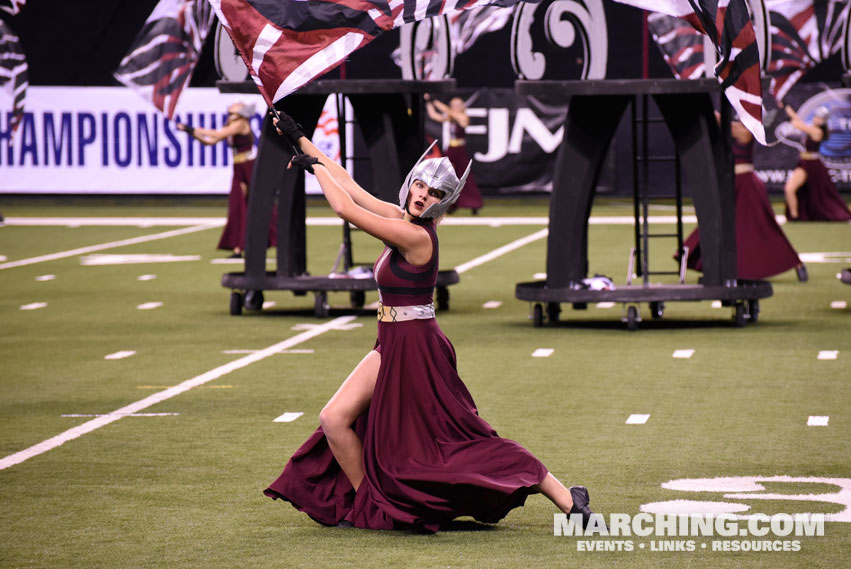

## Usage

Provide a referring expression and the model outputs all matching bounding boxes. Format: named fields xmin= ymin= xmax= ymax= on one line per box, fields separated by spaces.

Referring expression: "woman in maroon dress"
xmin=264 ymin=111 xmax=596 ymax=532
xmin=425 ymin=95 xmax=484 ymax=214
xmin=177 ymin=101 xmax=276 ymax=257
xmin=682 ymin=118 xmax=807 ymax=281
xmin=783 ymin=105 xmax=851 ymax=222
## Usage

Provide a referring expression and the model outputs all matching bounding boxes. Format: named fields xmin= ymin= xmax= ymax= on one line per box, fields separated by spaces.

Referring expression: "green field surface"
xmin=0 ymin=197 xmax=849 ymax=569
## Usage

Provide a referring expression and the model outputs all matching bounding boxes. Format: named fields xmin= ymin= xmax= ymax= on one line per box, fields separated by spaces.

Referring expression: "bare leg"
xmin=535 ymin=472 xmax=575 ymax=514
xmin=784 ymin=167 xmax=807 ymax=219
xmin=319 ymin=350 xmax=380 ymax=491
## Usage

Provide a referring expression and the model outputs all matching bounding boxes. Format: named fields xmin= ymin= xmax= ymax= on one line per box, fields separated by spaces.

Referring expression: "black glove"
xmin=177 ymin=123 xmax=195 ymax=136
xmin=272 ymin=108 xmax=304 ymax=144
xmin=289 ymin=154 xmax=321 ymax=174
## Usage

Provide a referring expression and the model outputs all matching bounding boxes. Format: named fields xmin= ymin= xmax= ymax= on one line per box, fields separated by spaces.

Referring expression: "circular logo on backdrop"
xmin=775 ymin=88 xmax=851 ymax=170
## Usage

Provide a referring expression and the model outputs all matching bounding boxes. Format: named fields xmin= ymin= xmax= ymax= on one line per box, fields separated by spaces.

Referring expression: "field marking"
xmin=626 ymin=414 xmax=650 ymax=425
xmin=596 ymin=302 xmax=615 ymax=309
xmin=0 ymin=224 xmax=218 ymax=271
xmin=531 ymin=348 xmax=554 ymax=358
xmin=221 ymin=348 xmax=314 ymax=355
xmin=19 ymin=302 xmax=47 ymax=311
xmin=818 ymin=350 xmax=839 ymax=360
xmin=482 ymin=300 xmax=502 ymax=309
xmin=137 ymin=302 xmax=163 ymax=310
xmin=807 ymin=416 xmax=829 ymax=427
xmin=273 ymin=412 xmax=304 ymax=423
xmin=62 ymin=413 xmax=180 ymax=418
xmin=651 ymin=476 xmax=851 ymax=522
xmin=35 ymin=274 xmax=56 ymax=281
xmin=673 ymin=349 xmax=695 ymax=359
xmin=105 ymin=351 xmax=136 ymax=360
xmin=81 ymin=254 xmax=200 ymax=265
xmin=138 ymin=274 xmax=157 ymax=281
xmin=0 ymin=315 xmax=357 ymax=471
xmin=831 ymin=301 xmax=847 ymax=309
xmin=455 ymin=229 xmax=548 ymax=274
xmin=136 ymin=385 xmax=235 ymax=389
xmin=798 ymin=252 xmax=851 ymax=264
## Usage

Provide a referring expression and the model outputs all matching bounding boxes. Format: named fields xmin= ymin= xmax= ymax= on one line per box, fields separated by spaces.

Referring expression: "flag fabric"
xmin=114 ymin=0 xmax=215 ymax=118
xmin=211 ymin=0 xmax=766 ymax=142
xmin=208 ymin=0 xmax=520 ymax=106
xmin=450 ymin=3 xmax=514 ymax=55
xmin=650 ymin=1 xmax=851 ymax=105
xmin=616 ymin=0 xmax=766 ymax=144
xmin=647 ymin=13 xmax=707 ymax=81
xmin=390 ymin=3 xmax=513 ymax=79
xmin=0 ymin=19 xmax=28 ymax=136
xmin=0 ymin=0 xmax=26 ymax=16
xmin=765 ymin=0 xmax=850 ymax=102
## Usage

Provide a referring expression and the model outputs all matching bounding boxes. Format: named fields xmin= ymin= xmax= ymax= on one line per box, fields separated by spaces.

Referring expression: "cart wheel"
xmin=649 ymin=301 xmax=664 ymax=319
xmin=747 ymin=299 xmax=759 ymax=323
xmin=245 ymin=290 xmax=264 ymax=311
xmin=314 ymin=292 xmax=329 ymax=318
xmin=572 ymin=302 xmax=587 ymax=310
xmin=734 ymin=302 xmax=746 ymax=327
xmin=626 ymin=305 xmax=638 ymax=331
xmin=436 ymin=286 xmax=449 ymax=311
xmin=229 ymin=291 xmax=243 ymax=316
xmin=546 ymin=302 xmax=561 ymax=324
xmin=350 ymin=290 xmax=365 ymax=309
xmin=532 ymin=304 xmax=544 ymax=327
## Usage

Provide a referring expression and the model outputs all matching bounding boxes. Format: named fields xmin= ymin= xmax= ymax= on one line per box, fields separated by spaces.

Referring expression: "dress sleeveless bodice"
xmin=230 ymin=132 xmax=254 ymax=154
xmin=373 ymin=219 xmax=438 ymax=306
xmin=732 ymin=138 xmax=753 ymax=165
xmin=451 ymin=122 xmax=465 ymax=141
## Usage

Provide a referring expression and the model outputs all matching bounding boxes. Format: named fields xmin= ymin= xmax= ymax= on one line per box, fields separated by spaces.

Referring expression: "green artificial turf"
xmin=0 ymin=197 xmax=849 ymax=568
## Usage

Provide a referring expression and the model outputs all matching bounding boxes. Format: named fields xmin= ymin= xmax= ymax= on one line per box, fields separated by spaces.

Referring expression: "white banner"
xmin=0 ymin=87 xmax=266 ymax=194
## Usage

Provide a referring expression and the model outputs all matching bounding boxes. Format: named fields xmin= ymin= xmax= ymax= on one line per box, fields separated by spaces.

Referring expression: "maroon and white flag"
xmin=114 ymin=0 xmax=215 ymax=118
xmin=211 ymin=0 xmax=767 ymax=142
xmin=0 ymin=19 xmax=27 ymax=136
xmin=618 ymin=0 xmax=766 ymax=144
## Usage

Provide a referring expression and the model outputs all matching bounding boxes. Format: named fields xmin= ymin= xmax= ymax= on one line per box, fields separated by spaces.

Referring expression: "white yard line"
xmin=0 ymin=315 xmax=357 ymax=471
xmin=0 ymin=224 xmax=219 ymax=271
xmin=455 ymin=229 xmax=548 ymax=274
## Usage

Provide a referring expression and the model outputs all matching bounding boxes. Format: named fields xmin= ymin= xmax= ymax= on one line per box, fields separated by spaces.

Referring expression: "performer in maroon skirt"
xmin=682 ymin=117 xmax=806 ymax=281
xmin=177 ymin=101 xmax=277 ymax=257
xmin=783 ymin=105 xmax=851 ymax=222
xmin=264 ymin=111 xmax=596 ymax=533
xmin=425 ymin=95 xmax=484 ymax=214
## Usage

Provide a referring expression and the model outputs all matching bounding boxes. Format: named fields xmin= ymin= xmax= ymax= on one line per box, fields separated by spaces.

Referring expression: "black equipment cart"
xmin=217 ymin=79 xmax=460 ymax=316
xmin=514 ymin=79 xmax=772 ymax=330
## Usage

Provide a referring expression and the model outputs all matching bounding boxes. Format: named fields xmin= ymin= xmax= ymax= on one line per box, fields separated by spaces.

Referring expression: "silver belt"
xmin=377 ymin=302 xmax=435 ymax=322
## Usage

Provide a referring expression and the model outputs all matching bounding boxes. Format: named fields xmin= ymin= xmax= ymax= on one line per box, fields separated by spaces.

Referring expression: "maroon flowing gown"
xmin=264 ymin=218 xmax=548 ymax=532
xmin=217 ymin=132 xmax=277 ymax=251
xmin=785 ymin=129 xmax=851 ymax=222
xmin=682 ymin=138 xmax=802 ymax=279
xmin=446 ymin=123 xmax=484 ymax=212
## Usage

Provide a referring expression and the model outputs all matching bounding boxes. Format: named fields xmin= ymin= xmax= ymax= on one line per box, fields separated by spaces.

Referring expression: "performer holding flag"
xmin=263 ymin=110 xmax=598 ymax=532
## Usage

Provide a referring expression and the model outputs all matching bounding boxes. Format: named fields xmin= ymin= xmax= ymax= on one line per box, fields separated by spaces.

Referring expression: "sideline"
xmin=0 ymin=316 xmax=357 ymax=470
xmin=0 ymin=224 xmax=219 ymax=270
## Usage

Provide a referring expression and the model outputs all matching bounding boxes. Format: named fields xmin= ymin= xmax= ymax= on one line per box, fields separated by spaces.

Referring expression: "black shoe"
xmin=568 ymin=486 xmax=594 ymax=529
xmin=336 ymin=519 xmax=354 ymax=528
xmin=796 ymin=264 xmax=808 ymax=282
